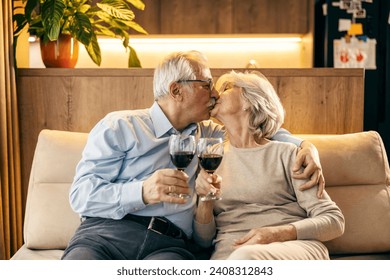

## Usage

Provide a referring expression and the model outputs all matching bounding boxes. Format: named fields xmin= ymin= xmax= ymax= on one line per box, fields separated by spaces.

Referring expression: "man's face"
xmin=179 ymin=76 xmax=219 ymax=124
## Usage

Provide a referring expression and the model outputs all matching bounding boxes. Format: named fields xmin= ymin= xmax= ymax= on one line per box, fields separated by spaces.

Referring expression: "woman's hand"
xmin=292 ymin=140 xmax=325 ymax=198
xmin=195 ymin=168 xmax=222 ymax=198
xmin=194 ymin=169 xmax=222 ymax=224
xmin=233 ymin=225 xmax=297 ymax=248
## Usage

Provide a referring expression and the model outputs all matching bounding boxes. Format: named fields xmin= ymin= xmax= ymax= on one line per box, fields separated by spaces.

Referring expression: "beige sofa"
xmin=11 ymin=129 xmax=390 ymax=260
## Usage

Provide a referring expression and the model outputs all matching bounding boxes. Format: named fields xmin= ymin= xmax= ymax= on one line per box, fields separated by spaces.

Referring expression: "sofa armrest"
xmin=23 ymin=129 xmax=88 ymax=249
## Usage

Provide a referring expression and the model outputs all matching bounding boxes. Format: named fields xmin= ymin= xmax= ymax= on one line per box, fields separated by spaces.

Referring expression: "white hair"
xmin=220 ymin=70 xmax=285 ymax=139
xmin=153 ymin=50 xmax=211 ymax=100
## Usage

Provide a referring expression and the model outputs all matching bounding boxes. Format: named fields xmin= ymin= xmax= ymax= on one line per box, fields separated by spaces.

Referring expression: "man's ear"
xmin=169 ymin=82 xmax=182 ymax=100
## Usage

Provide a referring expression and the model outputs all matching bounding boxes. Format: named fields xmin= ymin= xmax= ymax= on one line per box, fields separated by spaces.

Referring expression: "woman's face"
xmin=211 ymin=76 xmax=247 ymax=120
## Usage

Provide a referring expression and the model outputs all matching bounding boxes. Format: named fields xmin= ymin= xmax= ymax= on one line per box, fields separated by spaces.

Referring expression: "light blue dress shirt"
xmin=69 ymin=102 xmax=302 ymax=237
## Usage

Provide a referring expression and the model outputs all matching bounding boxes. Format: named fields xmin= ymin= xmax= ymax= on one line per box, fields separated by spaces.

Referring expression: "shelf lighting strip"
xmin=29 ymin=36 xmax=302 ymax=44
xmin=96 ymin=36 xmax=303 ymax=53
xmin=99 ymin=36 xmax=302 ymax=44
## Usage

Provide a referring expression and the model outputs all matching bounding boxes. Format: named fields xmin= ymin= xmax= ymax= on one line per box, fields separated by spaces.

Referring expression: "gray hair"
xmin=153 ymin=50 xmax=211 ymax=100
xmin=220 ymin=70 xmax=285 ymax=139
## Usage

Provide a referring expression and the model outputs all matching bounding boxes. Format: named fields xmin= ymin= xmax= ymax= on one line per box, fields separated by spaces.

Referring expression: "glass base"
xmin=168 ymin=193 xmax=191 ymax=199
xmin=200 ymin=193 xmax=222 ymax=201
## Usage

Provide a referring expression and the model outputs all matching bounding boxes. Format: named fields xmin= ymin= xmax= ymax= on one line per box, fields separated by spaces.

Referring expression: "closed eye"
xmin=220 ymin=82 xmax=234 ymax=93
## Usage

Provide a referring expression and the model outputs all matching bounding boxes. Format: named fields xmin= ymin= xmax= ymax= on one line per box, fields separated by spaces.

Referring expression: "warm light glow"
xmin=97 ymin=36 xmax=302 ymax=52
xmin=96 ymin=36 xmax=303 ymax=62
xmin=28 ymin=36 xmax=37 ymax=43
xmin=29 ymin=35 xmax=307 ymax=68
xmin=98 ymin=36 xmax=302 ymax=45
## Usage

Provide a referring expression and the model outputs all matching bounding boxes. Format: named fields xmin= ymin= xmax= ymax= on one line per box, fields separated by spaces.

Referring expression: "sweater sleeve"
xmin=288 ymin=148 xmax=345 ymax=241
xmin=192 ymin=216 xmax=217 ymax=248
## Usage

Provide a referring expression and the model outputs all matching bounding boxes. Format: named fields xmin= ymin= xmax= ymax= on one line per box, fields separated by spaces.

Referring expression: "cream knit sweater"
xmin=193 ymin=141 xmax=345 ymax=260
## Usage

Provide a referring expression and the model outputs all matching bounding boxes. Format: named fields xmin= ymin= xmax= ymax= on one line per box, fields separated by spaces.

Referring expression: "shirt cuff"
xmin=120 ymin=181 xmax=147 ymax=213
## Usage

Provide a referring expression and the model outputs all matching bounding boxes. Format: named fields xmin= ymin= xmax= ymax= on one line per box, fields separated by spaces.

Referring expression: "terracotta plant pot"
xmin=40 ymin=34 xmax=79 ymax=68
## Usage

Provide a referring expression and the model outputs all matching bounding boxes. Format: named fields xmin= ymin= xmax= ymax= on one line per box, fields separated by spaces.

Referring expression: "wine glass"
xmin=169 ymin=134 xmax=196 ymax=199
xmin=197 ymin=137 xmax=224 ymax=201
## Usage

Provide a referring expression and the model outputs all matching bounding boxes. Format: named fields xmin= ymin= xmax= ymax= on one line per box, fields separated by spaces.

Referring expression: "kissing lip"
xmin=208 ymin=98 xmax=217 ymax=110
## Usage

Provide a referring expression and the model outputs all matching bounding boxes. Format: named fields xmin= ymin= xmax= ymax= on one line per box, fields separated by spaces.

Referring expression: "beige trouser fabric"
xmin=226 ymin=240 xmax=329 ymax=260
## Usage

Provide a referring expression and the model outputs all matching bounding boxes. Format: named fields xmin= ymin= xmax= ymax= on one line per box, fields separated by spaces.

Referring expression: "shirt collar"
xmin=150 ymin=102 xmax=198 ymax=138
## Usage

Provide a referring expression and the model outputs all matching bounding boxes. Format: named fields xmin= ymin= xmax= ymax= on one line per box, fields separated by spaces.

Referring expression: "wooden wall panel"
xmin=232 ymin=0 xmax=309 ymax=34
xmin=16 ymin=68 xmax=364 ymax=212
xmin=69 ymin=76 xmax=154 ymax=132
xmin=130 ymin=0 xmax=162 ymax=34
xmin=131 ymin=0 xmax=309 ymax=35
xmin=160 ymin=0 xmax=233 ymax=34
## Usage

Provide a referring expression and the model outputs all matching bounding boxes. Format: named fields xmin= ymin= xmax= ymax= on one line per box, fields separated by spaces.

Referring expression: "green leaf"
xmin=27 ymin=20 xmax=45 ymax=38
xmin=128 ymin=45 xmax=141 ymax=68
xmin=13 ymin=14 xmax=28 ymax=36
xmin=94 ymin=24 xmax=117 ymax=37
xmin=85 ymin=34 xmax=101 ymax=66
xmin=41 ymin=0 xmax=66 ymax=40
xmin=78 ymin=3 xmax=91 ymax=14
xmin=24 ymin=0 xmax=40 ymax=22
xmin=122 ymin=36 xmax=129 ymax=48
xmin=106 ymin=17 xmax=128 ymax=28
xmin=123 ymin=20 xmax=148 ymax=34
xmin=107 ymin=18 xmax=147 ymax=35
xmin=124 ymin=0 xmax=145 ymax=10
xmin=94 ymin=10 xmax=113 ymax=22
xmin=72 ymin=12 xmax=93 ymax=46
xmin=97 ymin=0 xmax=135 ymax=21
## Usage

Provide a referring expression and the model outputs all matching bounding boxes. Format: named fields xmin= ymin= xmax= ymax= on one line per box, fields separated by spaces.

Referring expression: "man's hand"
xmin=292 ymin=141 xmax=325 ymax=198
xmin=142 ymin=169 xmax=190 ymax=205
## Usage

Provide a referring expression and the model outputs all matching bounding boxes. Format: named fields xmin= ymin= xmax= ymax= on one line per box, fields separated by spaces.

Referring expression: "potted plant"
xmin=13 ymin=0 xmax=147 ymax=67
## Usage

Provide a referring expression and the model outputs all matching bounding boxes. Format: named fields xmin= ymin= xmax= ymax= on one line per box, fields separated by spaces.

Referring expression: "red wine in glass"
xmin=197 ymin=138 xmax=224 ymax=201
xmin=171 ymin=151 xmax=195 ymax=171
xmin=198 ymin=154 xmax=223 ymax=173
xmin=169 ymin=134 xmax=196 ymax=198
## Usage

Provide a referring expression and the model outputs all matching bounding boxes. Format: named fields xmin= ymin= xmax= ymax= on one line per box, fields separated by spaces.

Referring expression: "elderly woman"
xmin=193 ymin=71 xmax=345 ymax=260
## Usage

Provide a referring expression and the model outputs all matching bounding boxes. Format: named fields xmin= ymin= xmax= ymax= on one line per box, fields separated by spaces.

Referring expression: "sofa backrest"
xmin=300 ymin=131 xmax=390 ymax=255
xmin=24 ymin=129 xmax=390 ymax=256
xmin=24 ymin=129 xmax=87 ymax=249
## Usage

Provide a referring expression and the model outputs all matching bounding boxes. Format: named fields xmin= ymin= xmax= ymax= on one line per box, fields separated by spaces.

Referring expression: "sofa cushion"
xmin=300 ymin=131 xmax=390 ymax=187
xmin=11 ymin=245 xmax=64 ymax=260
xmin=23 ymin=130 xmax=87 ymax=249
xmin=300 ymin=131 xmax=390 ymax=255
xmin=325 ymin=184 xmax=390 ymax=254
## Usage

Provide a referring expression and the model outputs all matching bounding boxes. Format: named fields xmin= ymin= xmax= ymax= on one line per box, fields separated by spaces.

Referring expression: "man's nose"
xmin=210 ymin=87 xmax=219 ymax=99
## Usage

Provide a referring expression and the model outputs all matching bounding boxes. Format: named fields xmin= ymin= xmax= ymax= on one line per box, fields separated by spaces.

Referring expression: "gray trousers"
xmin=61 ymin=217 xmax=195 ymax=260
